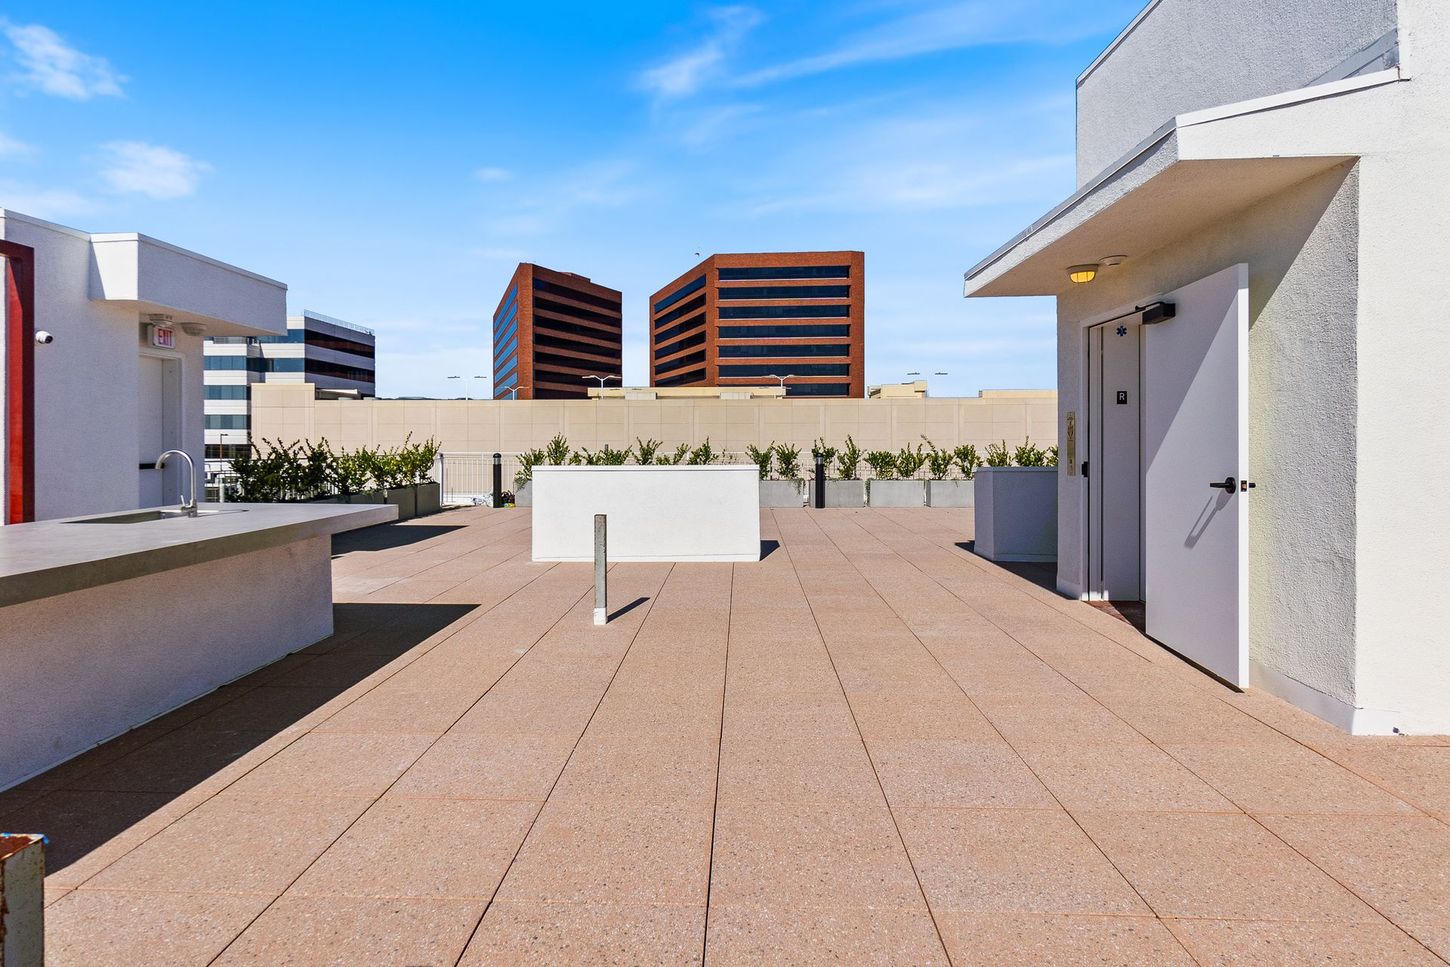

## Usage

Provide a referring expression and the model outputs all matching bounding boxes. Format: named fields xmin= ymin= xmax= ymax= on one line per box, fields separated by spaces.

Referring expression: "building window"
xmin=657 ymin=349 xmax=707 ymax=375
xmin=205 ymin=443 xmax=253 ymax=460
xmin=657 ymin=367 xmax=705 ymax=387
xmin=653 ymin=294 xmax=706 ymax=328
xmin=533 ymin=279 xmax=621 ymax=313
xmin=652 ymin=275 xmax=706 ymax=314
xmin=718 ymin=324 xmax=850 ymax=339
xmin=304 ymin=330 xmax=375 ymax=358
xmin=717 ymin=342 xmax=849 ymax=358
xmin=532 ymin=330 xmax=618 ymax=361
xmin=655 ymin=311 xmax=706 ymax=346
xmin=718 ymin=265 xmax=851 ymax=281
xmin=785 ymin=382 xmax=852 ymax=397
xmin=534 ymin=296 xmax=621 ymax=328
xmin=493 ymin=285 xmax=518 ymax=329
xmin=719 ymin=362 xmax=849 ymax=378
xmin=716 ymin=284 xmax=849 ymax=300
xmin=256 ymin=329 xmax=305 ymax=343
xmin=205 ymin=414 xmax=250 ymax=429
xmin=204 ymin=385 xmax=251 ymax=400
xmin=654 ymin=329 xmax=706 ymax=360
xmin=494 ymin=331 xmax=519 ymax=366
xmin=205 ymin=355 xmax=266 ymax=373
xmin=719 ymin=304 xmax=850 ymax=320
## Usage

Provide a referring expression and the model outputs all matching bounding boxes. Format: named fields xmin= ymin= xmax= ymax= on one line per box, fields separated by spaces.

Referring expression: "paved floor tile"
xmin=214 ymin=895 xmax=484 ymax=966
xmin=460 ymin=901 xmax=706 ymax=966
xmin=45 ymin=890 xmax=271 ymax=967
xmin=21 ymin=508 xmax=1449 ymax=964
xmin=897 ymin=806 xmax=1149 ymax=915
xmin=934 ymin=913 xmax=1194 ymax=966
xmin=705 ymin=904 xmax=949 ymax=966
xmin=288 ymin=795 xmax=539 ymax=899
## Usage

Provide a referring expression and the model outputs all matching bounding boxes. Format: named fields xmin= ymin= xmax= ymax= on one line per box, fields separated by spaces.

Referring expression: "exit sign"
xmin=150 ymin=325 xmax=176 ymax=349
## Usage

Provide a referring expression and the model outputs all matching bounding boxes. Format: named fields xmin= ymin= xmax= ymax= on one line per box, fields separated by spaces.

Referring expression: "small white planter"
xmin=825 ymin=480 xmax=866 ymax=507
xmin=927 ymin=479 xmax=974 ymax=507
xmin=867 ymin=479 xmax=926 ymax=507
xmin=760 ymin=479 xmax=804 ymax=507
xmin=973 ymin=467 xmax=1057 ymax=562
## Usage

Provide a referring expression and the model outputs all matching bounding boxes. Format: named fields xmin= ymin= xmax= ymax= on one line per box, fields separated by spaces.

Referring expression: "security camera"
xmin=35 ymin=331 xmax=54 ymax=345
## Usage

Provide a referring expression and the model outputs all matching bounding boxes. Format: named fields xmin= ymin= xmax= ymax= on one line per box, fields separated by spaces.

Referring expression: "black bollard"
xmin=814 ymin=453 xmax=826 ymax=509
xmin=492 ymin=452 xmax=503 ymax=508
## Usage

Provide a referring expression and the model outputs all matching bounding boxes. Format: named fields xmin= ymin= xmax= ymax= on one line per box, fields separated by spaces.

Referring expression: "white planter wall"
xmin=532 ymin=466 xmax=760 ymax=562
xmin=927 ymin=479 xmax=975 ymax=507
xmin=973 ymin=467 xmax=1058 ymax=563
xmin=867 ymin=479 xmax=926 ymax=507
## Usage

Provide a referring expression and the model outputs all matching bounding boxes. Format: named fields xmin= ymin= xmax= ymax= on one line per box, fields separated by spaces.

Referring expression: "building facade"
xmin=491 ymin=264 xmax=623 ymax=400
xmin=649 ymin=252 xmax=865 ymax=398
xmin=1 ymin=209 xmax=286 ymax=522
xmin=204 ymin=310 xmax=374 ymax=464
xmin=963 ymin=0 xmax=1448 ymax=733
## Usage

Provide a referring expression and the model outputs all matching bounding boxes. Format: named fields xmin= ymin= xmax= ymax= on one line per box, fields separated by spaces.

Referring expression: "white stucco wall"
xmin=1057 ymin=164 xmax=1362 ymax=711
xmin=1 ymin=211 xmax=286 ymax=522
xmin=1076 ymin=0 xmax=1398 ymax=181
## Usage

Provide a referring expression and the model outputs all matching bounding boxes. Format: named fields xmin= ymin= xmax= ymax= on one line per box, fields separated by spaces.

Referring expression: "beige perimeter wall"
xmin=252 ymin=383 xmax=1056 ymax=457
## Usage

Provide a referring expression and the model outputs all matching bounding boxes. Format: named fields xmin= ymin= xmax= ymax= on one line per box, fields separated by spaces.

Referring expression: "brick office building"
xmin=492 ymin=263 xmax=623 ymax=400
xmin=649 ymin=252 xmax=865 ymax=398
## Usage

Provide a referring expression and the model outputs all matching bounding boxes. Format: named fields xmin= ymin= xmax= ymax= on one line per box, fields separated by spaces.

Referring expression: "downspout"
xmin=2 ymin=240 xmax=36 ymax=524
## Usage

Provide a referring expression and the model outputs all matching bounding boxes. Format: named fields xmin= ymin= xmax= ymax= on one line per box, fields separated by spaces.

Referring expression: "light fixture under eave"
xmin=1099 ymin=255 xmax=1126 ymax=268
xmin=1067 ymin=263 xmax=1099 ymax=284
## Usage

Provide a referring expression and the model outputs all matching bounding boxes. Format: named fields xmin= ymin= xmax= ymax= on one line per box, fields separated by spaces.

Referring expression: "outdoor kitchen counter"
xmin=0 ymin=501 xmax=397 ymax=789
xmin=0 ymin=502 xmax=395 ymax=608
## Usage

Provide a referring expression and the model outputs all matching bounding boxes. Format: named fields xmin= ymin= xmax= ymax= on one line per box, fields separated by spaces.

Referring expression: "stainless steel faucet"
xmin=155 ymin=449 xmax=198 ymax=516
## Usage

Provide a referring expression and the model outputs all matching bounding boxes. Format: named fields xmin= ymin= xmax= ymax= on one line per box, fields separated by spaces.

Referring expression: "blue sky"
xmin=0 ymin=1 xmax=1145 ymax=397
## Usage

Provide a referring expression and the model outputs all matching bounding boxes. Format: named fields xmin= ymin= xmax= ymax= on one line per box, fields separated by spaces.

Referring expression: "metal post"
xmin=491 ymin=452 xmax=502 ymax=508
xmin=814 ymin=454 xmax=826 ymax=509
xmin=593 ymin=513 xmax=607 ymax=625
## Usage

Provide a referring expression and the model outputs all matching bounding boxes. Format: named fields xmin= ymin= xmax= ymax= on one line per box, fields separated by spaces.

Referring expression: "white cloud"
xmin=481 ymin=159 xmax=643 ymax=239
xmin=100 ymin=141 xmax=211 ymax=199
xmin=473 ymin=166 xmax=512 ymax=183
xmin=638 ymin=6 xmax=763 ymax=101
xmin=0 ymin=181 xmax=94 ymax=219
xmin=1 ymin=21 xmax=124 ymax=99
xmin=0 ymin=131 xmax=33 ymax=157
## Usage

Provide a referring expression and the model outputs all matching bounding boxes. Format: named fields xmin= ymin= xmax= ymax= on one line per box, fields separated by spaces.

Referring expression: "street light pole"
xmin=448 ymin=375 xmax=488 ymax=401
xmin=767 ymin=374 xmax=795 ymax=394
xmin=582 ymin=374 xmax=619 ymax=393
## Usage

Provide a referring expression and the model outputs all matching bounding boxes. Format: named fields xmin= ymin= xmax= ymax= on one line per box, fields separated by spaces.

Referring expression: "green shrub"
xmin=952 ymin=444 xmax=981 ymax=479
xmin=811 ymin=437 xmax=837 ymax=469
xmin=895 ymin=443 xmax=926 ymax=479
xmin=516 ymin=448 xmax=546 ymax=485
xmin=635 ymin=438 xmax=662 ymax=465
xmin=544 ymin=434 xmax=570 ymax=465
xmin=836 ymin=436 xmax=863 ymax=480
xmin=687 ymin=439 xmax=716 ymax=465
xmin=984 ymin=440 xmax=1013 ymax=468
xmin=1013 ymin=438 xmax=1049 ymax=467
xmin=773 ymin=443 xmax=802 ymax=479
xmin=1045 ymin=445 xmax=1059 ymax=467
xmin=923 ymin=439 xmax=953 ymax=480
xmin=573 ymin=444 xmax=632 ymax=466
xmin=745 ymin=443 xmax=774 ymax=478
xmin=864 ymin=449 xmax=898 ymax=479
xmin=656 ymin=443 xmax=689 ymax=465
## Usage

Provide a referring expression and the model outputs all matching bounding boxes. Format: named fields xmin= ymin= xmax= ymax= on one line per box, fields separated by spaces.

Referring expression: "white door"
xmin=1088 ymin=321 xmax=1142 ymax=601
xmin=1141 ymin=263 xmax=1250 ymax=686
xmin=137 ymin=355 xmax=182 ymax=508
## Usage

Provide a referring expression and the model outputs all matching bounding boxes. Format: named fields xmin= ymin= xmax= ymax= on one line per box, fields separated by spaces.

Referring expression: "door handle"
xmin=1208 ymin=476 xmax=1237 ymax=492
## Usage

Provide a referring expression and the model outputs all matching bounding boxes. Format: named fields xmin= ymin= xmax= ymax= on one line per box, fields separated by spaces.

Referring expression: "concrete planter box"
xmin=415 ymin=482 xmax=442 ymax=516
xmin=532 ymin=465 xmax=760 ymax=562
xmin=1 ymin=834 xmax=44 ymax=967
xmin=760 ymin=479 xmax=804 ymax=507
xmin=514 ymin=480 xmax=532 ymax=507
xmin=825 ymin=480 xmax=866 ymax=507
xmin=973 ymin=467 xmax=1057 ymax=562
xmin=314 ymin=491 xmax=385 ymax=505
xmin=868 ymin=479 xmax=926 ymax=507
xmin=927 ymin=479 xmax=975 ymax=508
xmin=385 ymin=487 xmax=417 ymax=521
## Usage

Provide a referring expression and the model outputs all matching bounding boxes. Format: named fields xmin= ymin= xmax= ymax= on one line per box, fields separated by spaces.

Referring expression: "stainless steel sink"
xmin=70 ymin=509 xmax=250 ymax=524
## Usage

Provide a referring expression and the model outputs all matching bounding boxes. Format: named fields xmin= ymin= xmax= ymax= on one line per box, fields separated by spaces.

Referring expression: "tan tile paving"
xmin=8 ymin=506 xmax=1446 ymax=965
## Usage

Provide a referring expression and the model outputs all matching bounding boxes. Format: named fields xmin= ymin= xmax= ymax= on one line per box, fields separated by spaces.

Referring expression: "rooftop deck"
xmin=3 ymin=507 xmax=1447 ymax=965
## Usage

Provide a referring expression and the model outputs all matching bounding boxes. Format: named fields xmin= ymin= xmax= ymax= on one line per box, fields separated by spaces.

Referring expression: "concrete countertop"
xmin=0 ymin=502 xmax=396 ymax=608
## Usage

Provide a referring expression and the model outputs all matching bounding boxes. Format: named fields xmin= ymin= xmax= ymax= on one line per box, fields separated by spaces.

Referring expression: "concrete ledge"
xmin=0 ymin=502 xmax=395 ymax=608
xmin=532 ymin=466 xmax=760 ymax=562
